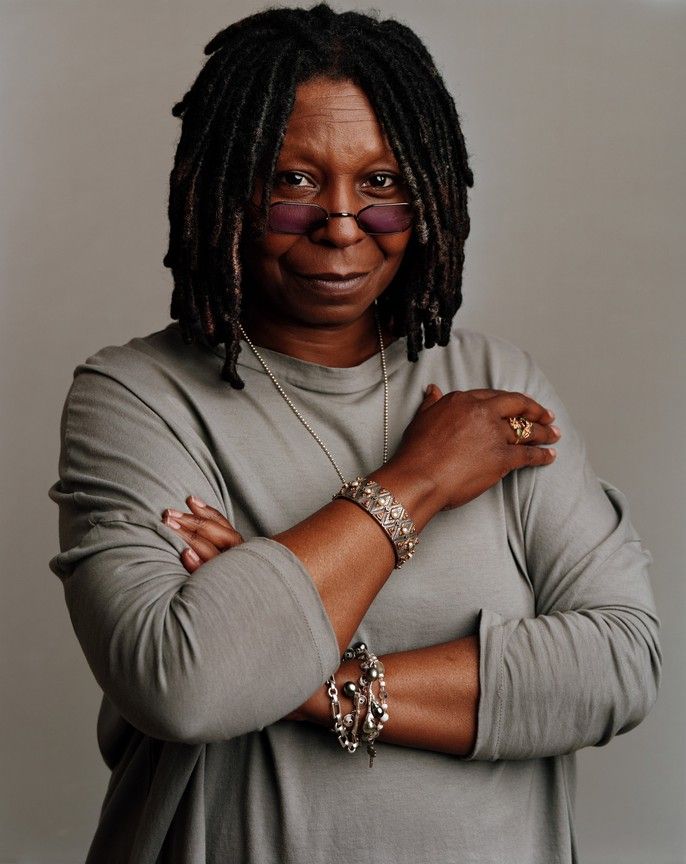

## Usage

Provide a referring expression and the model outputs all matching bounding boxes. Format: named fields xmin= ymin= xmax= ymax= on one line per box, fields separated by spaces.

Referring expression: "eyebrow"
xmin=277 ymin=148 xmax=400 ymax=168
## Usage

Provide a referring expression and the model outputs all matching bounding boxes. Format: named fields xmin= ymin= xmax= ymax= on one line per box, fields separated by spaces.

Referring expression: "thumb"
xmin=417 ymin=383 xmax=444 ymax=413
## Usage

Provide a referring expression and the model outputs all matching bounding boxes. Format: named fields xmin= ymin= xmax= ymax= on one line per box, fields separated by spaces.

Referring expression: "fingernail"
xmin=165 ymin=508 xmax=184 ymax=519
xmin=184 ymin=547 xmax=200 ymax=564
xmin=425 ymin=384 xmax=433 ymax=396
xmin=547 ymin=409 xmax=556 ymax=420
xmin=165 ymin=516 xmax=181 ymax=529
xmin=548 ymin=447 xmax=557 ymax=458
xmin=189 ymin=495 xmax=207 ymax=508
xmin=551 ymin=425 xmax=561 ymax=437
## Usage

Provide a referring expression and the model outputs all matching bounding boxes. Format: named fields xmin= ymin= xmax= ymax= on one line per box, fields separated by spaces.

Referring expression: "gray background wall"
xmin=1 ymin=0 xmax=683 ymax=861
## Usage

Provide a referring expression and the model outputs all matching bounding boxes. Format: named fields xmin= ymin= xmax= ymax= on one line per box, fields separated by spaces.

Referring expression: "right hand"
xmin=392 ymin=384 xmax=560 ymax=512
xmin=162 ymin=496 xmax=245 ymax=574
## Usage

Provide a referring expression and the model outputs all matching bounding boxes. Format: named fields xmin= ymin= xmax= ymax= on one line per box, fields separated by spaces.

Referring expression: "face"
xmin=240 ymin=75 xmax=413 ymax=348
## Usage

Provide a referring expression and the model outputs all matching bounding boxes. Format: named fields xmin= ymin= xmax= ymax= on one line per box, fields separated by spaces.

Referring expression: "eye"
xmin=274 ymin=171 xmax=314 ymax=188
xmin=364 ymin=173 xmax=399 ymax=189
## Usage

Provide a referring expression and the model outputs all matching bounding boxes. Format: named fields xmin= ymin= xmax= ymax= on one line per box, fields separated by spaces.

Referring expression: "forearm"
xmin=272 ymin=461 xmax=440 ymax=655
xmin=293 ymin=634 xmax=480 ymax=757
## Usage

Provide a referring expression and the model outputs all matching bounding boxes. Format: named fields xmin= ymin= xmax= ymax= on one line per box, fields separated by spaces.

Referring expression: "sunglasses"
xmin=262 ymin=201 xmax=414 ymax=235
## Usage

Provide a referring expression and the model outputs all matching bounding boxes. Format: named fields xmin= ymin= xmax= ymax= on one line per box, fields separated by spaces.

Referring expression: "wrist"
xmin=367 ymin=459 xmax=441 ymax=534
xmin=323 ymin=644 xmax=388 ymax=766
xmin=298 ymin=656 xmax=361 ymax=726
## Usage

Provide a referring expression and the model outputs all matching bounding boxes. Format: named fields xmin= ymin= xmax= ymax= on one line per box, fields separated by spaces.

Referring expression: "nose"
xmin=308 ymin=184 xmax=367 ymax=248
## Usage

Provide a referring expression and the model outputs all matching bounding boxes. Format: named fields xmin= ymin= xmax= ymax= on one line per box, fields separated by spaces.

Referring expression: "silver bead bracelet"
xmin=326 ymin=641 xmax=389 ymax=768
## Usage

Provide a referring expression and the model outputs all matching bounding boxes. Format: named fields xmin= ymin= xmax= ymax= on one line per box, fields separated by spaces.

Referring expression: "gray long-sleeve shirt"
xmin=48 ymin=321 xmax=661 ymax=863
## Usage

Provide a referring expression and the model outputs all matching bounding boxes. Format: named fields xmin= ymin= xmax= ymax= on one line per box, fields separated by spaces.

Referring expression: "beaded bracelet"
xmin=325 ymin=641 xmax=389 ymax=768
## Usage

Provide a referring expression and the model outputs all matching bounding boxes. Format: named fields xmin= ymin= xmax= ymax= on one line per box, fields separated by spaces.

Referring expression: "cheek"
xmin=376 ymin=231 xmax=413 ymax=264
xmin=243 ymin=234 xmax=298 ymax=277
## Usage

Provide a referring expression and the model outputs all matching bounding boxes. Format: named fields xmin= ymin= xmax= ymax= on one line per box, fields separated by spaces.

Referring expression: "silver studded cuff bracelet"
xmin=332 ymin=475 xmax=420 ymax=568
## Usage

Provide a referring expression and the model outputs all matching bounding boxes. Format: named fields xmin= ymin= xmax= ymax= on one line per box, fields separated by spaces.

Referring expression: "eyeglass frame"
xmin=251 ymin=200 xmax=414 ymax=236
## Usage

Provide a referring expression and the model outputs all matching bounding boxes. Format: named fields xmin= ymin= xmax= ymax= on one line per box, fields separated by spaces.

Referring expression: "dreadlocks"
xmin=163 ymin=2 xmax=475 ymax=389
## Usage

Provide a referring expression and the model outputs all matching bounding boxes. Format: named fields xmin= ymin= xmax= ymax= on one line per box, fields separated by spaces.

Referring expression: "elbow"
xmin=94 ymin=613 xmax=329 ymax=745
xmin=100 ymin=677 xmax=262 ymax=745
xmin=112 ymin=700 xmax=207 ymax=745
xmin=65 ymin=548 xmax=339 ymax=744
xmin=623 ymin=628 xmax=662 ymax=731
xmin=83 ymin=595 xmax=265 ymax=744
xmin=596 ymin=624 xmax=662 ymax=746
xmin=122 ymin=707 xmax=246 ymax=746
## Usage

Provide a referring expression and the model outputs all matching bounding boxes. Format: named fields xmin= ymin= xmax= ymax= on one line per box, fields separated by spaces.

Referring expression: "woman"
xmin=48 ymin=4 xmax=661 ymax=862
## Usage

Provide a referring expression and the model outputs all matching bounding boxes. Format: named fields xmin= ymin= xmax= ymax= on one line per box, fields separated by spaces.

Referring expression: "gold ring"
xmin=508 ymin=416 xmax=533 ymax=443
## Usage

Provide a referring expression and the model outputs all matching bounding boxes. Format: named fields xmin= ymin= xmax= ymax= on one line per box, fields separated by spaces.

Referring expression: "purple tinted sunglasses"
xmin=265 ymin=201 xmax=414 ymax=235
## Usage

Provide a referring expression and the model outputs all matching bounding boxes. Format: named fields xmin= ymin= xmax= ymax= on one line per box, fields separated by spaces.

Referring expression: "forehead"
xmin=278 ymin=76 xmax=397 ymax=164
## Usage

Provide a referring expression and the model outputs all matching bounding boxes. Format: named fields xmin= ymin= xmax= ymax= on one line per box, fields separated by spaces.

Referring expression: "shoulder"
xmin=442 ymin=325 xmax=547 ymax=393
xmin=66 ymin=322 xmax=218 ymax=404
xmin=73 ymin=321 xmax=189 ymax=381
xmin=55 ymin=322 xmax=226 ymax=447
xmin=449 ymin=325 xmax=533 ymax=366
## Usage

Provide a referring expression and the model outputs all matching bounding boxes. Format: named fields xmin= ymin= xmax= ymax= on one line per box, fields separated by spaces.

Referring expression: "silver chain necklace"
xmin=237 ymin=300 xmax=389 ymax=485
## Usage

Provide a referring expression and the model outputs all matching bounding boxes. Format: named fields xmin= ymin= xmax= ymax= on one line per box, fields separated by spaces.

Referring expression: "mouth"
xmin=290 ymin=270 xmax=371 ymax=291
xmin=299 ymin=271 xmax=370 ymax=280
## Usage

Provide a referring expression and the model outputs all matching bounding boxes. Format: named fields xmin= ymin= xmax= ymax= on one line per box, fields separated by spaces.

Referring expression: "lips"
xmin=294 ymin=271 xmax=370 ymax=281
xmin=288 ymin=270 xmax=372 ymax=294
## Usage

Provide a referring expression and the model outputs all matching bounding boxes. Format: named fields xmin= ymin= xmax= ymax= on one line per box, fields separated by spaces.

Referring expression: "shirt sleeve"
xmin=460 ymin=347 xmax=662 ymax=761
xmin=48 ymin=362 xmax=340 ymax=745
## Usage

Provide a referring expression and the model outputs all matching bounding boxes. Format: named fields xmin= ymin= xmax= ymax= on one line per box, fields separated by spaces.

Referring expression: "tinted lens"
xmin=358 ymin=203 xmax=413 ymax=234
xmin=266 ymin=201 xmax=414 ymax=234
xmin=268 ymin=203 xmax=326 ymax=234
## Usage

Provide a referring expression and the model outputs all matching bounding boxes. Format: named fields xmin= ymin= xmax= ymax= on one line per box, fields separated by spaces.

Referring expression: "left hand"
xmin=161 ymin=495 xmax=245 ymax=574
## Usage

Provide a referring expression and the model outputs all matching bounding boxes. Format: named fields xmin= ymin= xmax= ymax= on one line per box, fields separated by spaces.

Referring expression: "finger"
xmin=180 ymin=546 xmax=203 ymax=574
xmin=186 ymin=498 xmax=245 ymax=541
xmin=490 ymin=391 xmax=556 ymax=424
xmin=503 ymin=419 xmax=561 ymax=446
xmin=417 ymin=383 xmax=446 ymax=413
xmin=467 ymin=389 xmax=553 ymax=420
xmin=164 ymin=509 xmax=243 ymax=547
xmin=186 ymin=496 xmax=239 ymax=530
xmin=465 ymin=389 xmax=556 ymax=424
xmin=165 ymin=518 xmax=222 ymax=560
xmin=507 ymin=445 xmax=558 ymax=474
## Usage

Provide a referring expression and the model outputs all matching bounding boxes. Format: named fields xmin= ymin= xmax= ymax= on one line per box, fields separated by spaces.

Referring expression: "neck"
xmin=239 ymin=305 xmax=397 ymax=367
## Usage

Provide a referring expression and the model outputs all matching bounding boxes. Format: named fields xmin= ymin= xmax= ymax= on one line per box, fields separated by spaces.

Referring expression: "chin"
xmin=284 ymin=302 xmax=374 ymax=329
xmin=280 ymin=277 xmax=380 ymax=312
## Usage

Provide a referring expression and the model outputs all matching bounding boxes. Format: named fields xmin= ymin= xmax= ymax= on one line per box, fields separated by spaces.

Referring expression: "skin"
xmin=239 ymin=75 xmax=411 ymax=366
xmin=160 ymin=76 xmax=562 ymax=755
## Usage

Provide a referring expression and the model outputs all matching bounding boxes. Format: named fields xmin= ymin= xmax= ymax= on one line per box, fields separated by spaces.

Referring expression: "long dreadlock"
xmin=163 ymin=2 xmax=475 ymax=389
